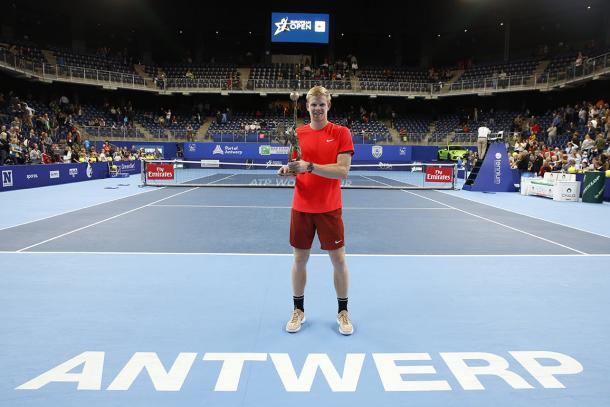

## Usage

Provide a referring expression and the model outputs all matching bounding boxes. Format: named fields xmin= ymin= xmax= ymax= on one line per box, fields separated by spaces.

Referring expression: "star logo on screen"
xmin=274 ymin=17 xmax=290 ymax=36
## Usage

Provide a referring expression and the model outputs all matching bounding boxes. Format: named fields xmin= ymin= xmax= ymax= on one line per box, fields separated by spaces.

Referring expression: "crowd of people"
xmin=3 ymin=84 xmax=610 ymax=178
xmin=0 ymin=91 xmax=153 ymax=166
xmin=507 ymin=100 xmax=610 ymax=175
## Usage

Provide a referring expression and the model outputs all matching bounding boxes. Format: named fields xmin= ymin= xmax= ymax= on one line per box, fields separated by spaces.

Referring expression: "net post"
xmin=140 ymin=159 xmax=147 ymax=186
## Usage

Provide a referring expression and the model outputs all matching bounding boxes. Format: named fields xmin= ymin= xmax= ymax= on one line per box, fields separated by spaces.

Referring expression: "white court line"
xmin=435 ymin=189 xmax=610 ymax=240
xmin=0 ymin=184 xmax=162 ymax=233
xmin=150 ymin=204 xmax=453 ymax=210
xmin=15 ymin=187 xmax=199 ymax=252
xmin=360 ymin=175 xmax=588 ymax=255
xmin=207 ymin=174 xmax=239 ymax=184
xmin=1 ymin=251 xmax=609 ymax=257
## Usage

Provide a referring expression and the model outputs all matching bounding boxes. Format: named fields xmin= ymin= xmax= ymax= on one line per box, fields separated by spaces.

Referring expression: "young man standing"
xmin=278 ymin=86 xmax=355 ymax=335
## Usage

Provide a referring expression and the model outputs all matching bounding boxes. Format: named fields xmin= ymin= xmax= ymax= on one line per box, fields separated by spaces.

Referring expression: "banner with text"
xmin=1 ymin=162 xmax=109 ymax=192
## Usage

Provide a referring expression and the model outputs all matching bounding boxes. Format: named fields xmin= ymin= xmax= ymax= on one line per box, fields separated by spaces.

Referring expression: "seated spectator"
xmin=516 ymin=151 xmax=532 ymax=174
xmin=546 ymin=124 xmax=557 ymax=146
xmin=581 ymin=133 xmax=595 ymax=154
xmin=62 ymin=146 xmax=72 ymax=163
xmin=29 ymin=143 xmax=42 ymax=164
xmin=89 ymin=147 xmax=99 ymax=162
xmin=70 ymin=147 xmax=80 ymax=163
xmin=41 ymin=150 xmax=53 ymax=164
xmin=542 ymin=158 xmax=553 ymax=176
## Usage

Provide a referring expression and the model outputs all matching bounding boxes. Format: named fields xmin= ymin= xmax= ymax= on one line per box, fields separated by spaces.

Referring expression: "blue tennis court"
xmin=1 ymin=177 xmax=610 ymax=407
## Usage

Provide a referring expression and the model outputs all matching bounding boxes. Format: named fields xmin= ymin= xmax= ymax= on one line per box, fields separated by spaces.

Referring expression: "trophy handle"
xmin=278 ymin=92 xmax=301 ymax=177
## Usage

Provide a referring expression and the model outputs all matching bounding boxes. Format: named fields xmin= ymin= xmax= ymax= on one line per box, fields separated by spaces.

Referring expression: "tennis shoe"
xmin=337 ymin=310 xmax=354 ymax=335
xmin=286 ymin=309 xmax=306 ymax=333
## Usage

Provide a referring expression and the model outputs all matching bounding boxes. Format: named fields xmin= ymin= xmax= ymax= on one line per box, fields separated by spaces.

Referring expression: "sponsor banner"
xmin=463 ymin=143 xmax=517 ymax=192
xmin=425 ymin=166 xmax=454 ymax=183
xmin=553 ymin=181 xmax=580 ymax=202
xmin=581 ymin=171 xmax=605 ymax=203
xmin=2 ymin=170 xmax=14 ymax=187
xmin=114 ymin=160 xmax=140 ymax=175
xmin=184 ymin=143 xmax=290 ymax=161
xmin=201 ymin=160 xmax=220 ymax=168
xmin=185 ymin=143 xmax=435 ymax=164
xmin=146 ymin=163 xmax=175 ymax=180
xmin=0 ymin=162 xmax=109 ymax=192
xmin=271 ymin=13 xmax=329 ymax=44
xmin=96 ymin=141 xmax=176 ymax=159
xmin=574 ymin=173 xmax=610 ymax=201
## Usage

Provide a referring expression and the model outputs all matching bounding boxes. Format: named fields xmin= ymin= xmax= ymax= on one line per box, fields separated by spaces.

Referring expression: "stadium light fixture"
xmin=500 ymin=22 xmax=504 ymax=26
xmin=464 ymin=29 xmax=468 ymax=33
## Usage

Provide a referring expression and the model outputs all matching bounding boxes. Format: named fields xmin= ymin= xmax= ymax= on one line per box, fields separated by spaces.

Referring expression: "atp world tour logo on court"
xmin=372 ymin=145 xmax=383 ymax=159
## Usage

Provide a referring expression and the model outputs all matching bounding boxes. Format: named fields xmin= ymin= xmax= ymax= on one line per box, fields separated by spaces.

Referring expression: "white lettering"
xmin=441 ymin=352 xmax=533 ymax=390
xmin=107 ymin=352 xmax=197 ymax=391
xmin=372 ymin=353 xmax=451 ymax=391
xmin=16 ymin=351 xmax=105 ymax=390
xmin=510 ymin=351 xmax=583 ymax=389
xmin=202 ymin=353 xmax=267 ymax=391
xmin=270 ymin=353 xmax=365 ymax=392
xmin=16 ymin=350 xmax=583 ymax=393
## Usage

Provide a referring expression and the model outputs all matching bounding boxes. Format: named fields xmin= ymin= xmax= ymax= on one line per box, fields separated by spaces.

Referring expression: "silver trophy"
xmin=279 ymin=91 xmax=302 ymax=176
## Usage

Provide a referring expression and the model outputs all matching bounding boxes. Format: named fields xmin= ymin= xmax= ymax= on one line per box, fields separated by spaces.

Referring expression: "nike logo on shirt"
xmin=326 ymin=139 xmax=335 ymax=142
xmin=335 ymin=240 xmax=342 ymax=244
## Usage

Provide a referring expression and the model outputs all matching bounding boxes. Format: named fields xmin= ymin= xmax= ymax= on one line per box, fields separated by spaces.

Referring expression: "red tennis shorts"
xmin=290 ymin=208 xmax=345 ymax=251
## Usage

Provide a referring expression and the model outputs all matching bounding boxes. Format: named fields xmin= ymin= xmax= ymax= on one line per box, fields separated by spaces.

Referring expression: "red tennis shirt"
xmin=292 ymin=122 xmax=354 ymax=213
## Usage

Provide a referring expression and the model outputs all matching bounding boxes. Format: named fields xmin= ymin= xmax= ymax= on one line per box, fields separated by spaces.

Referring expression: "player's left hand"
xmin=287 ymin=160 xmax=309 ymax=174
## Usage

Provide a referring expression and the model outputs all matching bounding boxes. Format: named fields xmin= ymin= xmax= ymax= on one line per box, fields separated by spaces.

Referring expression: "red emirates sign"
xmin=146 ymin=164 xmax=175 ymax=180
xmin=425 ymin=166 xmax=453 ymax=183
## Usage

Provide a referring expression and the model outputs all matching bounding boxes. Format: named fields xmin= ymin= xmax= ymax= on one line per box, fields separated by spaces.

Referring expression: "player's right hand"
xmin=277 ymin=165 xmax=296 ymax=176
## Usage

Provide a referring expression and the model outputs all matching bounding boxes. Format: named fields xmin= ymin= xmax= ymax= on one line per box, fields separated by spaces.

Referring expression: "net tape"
xmin=141 ymin=159 xmax=457 ymax=190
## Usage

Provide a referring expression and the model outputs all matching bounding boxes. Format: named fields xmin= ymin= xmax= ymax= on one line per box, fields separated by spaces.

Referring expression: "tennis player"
xmin=278 ymin=85 xmax=355 ymax=335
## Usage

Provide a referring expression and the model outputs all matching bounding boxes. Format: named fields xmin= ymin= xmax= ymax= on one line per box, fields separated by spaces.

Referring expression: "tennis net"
xmin=141 ymin=159 xmax=457 ymax=190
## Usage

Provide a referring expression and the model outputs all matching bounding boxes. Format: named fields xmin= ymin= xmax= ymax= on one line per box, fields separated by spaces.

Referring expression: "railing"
xmin=81 ymin=126 xmax=146 ymax=140
xmin=146 ymin=128 xmax=194 ymax=140
xmin=397 ymin=132 xmax=429 ymax=143
xmin=0 ymin=48 xmax=148 ymax=89
xmin=540 ymin=53 xmax=610 ymax=83
xmin=82 ymin=125 xmax=195 ymax=141
xmin=245 ymin=78 xmax=353 ymax=91
xmin=448 ymin=75 xmax=535 ymax=93
xmin=450 ymin=132 xmax=478 ymax=144
xmin=207 ymin=129 xmax=390 ymax=144
xmin=163 ymin=77 xmax=240 ymax=90
xmin=207 ymin=129 xmax=280 ymax=143
xmin=1 ymin=46 xmax=610 ymax=97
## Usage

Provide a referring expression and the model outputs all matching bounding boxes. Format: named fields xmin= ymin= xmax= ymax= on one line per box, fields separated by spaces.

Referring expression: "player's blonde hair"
xmin=306 ymin=85 xmax=331 ymax=103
